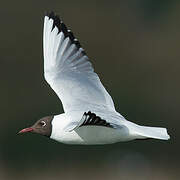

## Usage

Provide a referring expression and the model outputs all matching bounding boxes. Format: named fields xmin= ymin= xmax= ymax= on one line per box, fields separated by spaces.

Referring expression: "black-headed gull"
xmin=19 ymin=12 xmax=170 ymax=145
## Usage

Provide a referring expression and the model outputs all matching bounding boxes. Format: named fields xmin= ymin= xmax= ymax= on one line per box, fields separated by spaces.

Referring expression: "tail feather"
xmin=135 ymin=126 xmax=170 ymax=140
xmin=125 ymin=121 xmax=170 ymax=140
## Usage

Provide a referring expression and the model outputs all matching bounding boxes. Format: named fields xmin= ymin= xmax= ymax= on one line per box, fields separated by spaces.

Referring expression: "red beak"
xmin=18 ymin=127 xmax=34 ymax=134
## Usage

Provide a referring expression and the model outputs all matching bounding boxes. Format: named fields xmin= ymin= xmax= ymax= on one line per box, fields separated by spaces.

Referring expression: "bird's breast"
xmin=50 ymin=125 xmax=132 ymax=145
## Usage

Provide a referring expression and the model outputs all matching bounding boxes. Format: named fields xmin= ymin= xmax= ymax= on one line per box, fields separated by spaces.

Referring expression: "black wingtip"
xmin=45 ymin=11 xmax=86 ymax=53
xmin=80 ymin=111 xmax=113 ymax=128
xmin=45 ymin=11 xmax=63 ymax=33
xmin=48 ymin=11 xmax=56 ymax=19
xmin=45 ymin=11 xmax=61 ymax=21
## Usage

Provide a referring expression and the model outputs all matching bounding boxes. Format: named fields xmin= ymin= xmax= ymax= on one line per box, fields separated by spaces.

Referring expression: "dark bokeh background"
xmin=0 ymin=0 xmax=179 ymax=179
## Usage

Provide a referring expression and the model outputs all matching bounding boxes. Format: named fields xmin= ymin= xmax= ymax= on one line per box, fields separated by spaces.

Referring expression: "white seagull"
xmin=19 ymin=12 xmax=170 ymax=145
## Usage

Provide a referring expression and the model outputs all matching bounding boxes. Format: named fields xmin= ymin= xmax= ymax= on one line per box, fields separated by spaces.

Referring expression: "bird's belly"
xmin=56 ymin=126 xmax=133 ymax=145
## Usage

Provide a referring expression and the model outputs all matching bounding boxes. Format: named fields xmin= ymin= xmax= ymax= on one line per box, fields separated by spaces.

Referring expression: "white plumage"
xmin=43 ymin=12 xmax=170 ymax=145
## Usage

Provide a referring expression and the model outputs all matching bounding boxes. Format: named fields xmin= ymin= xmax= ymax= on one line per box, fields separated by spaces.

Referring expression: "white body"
xmin=50 ymin=113 xmax=134 ymax=144
xmin=50 ymin=112 xmax=169 ymax=145
xmin=51 ymin=125 xmax=133 ymax=145
xmin=43 ymin=13 xmax=170 ymax=145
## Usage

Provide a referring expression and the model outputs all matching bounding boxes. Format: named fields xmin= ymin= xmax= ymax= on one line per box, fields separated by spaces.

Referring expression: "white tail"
xmin=125 ymin=121 xmax=170 ymax=140
xmin=136 ymin=126 xmax=170 ymax=140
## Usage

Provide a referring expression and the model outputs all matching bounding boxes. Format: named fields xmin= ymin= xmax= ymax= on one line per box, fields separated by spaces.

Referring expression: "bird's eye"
xmin=40 ymin=121 xmax=46 ymax=127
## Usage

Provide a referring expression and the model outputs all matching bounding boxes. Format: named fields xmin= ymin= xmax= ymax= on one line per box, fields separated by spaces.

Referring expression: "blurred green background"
xmin=0 ymin=0 xmax=179 ymax=179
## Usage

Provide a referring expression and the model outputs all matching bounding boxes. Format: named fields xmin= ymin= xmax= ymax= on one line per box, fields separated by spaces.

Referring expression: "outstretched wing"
xmin=43 ymin=12 xmax=116 ymax=113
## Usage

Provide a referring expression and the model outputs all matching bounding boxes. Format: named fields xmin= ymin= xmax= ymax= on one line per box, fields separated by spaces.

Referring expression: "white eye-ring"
xmin=41 ymin=121 xmax=46 ymax=127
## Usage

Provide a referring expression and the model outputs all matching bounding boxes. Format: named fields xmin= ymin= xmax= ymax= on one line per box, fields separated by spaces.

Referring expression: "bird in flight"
xmin=19 ymin=11 xmax=170 ymax=144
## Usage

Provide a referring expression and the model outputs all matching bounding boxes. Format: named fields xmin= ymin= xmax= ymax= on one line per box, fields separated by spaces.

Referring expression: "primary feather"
xmin=43 ymin=12 xmax=116 ymax=113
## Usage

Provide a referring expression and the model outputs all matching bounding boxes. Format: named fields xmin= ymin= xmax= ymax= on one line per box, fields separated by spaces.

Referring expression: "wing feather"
xmin=43 ymin=12 xmax=116 ymax=113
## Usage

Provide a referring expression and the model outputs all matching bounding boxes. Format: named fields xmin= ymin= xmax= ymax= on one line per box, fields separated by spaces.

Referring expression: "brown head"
xmin=18 ymin=116 xmax=54 ymax=137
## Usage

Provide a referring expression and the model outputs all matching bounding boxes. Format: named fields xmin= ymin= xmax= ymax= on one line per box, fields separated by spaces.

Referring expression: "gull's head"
xmin=18 ymin=116 xmax=54 ymax=137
